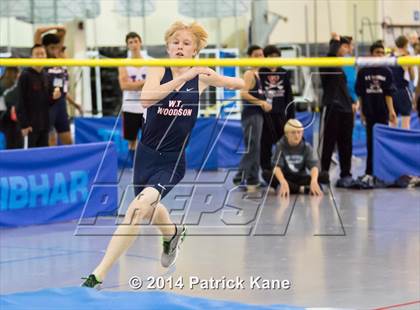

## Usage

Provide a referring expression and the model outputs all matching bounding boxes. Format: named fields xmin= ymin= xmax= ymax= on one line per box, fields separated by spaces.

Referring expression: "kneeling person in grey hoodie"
xmin=268 ymin=119 xmax=328 ymax=197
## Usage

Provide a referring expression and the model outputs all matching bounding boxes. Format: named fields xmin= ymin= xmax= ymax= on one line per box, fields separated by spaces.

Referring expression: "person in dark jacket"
xmin=259 ymin=45 xmax=295 ymax=188
xmin=0 ymin=67 xmax=21 ymax=148
xmin=0 ymin=67 xmax=19 ymax=116
xmin=1 ymin=68 xmax=23 ymax=149
xmin=17 ymin=44 xmax=60 ymax=148
xmin=355 ymin=41 xmax=397 ymax=180
xmin=319 ymin=33 xmax=356 ymax=186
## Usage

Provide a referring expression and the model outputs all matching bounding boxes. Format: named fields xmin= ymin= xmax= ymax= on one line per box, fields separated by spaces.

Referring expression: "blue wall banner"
xmin=0 ymin=142 xmax=118 ymax=227
xmin=220 ymin=51 xmax=238 ymax=101
xmin=373 ymin=124 xmax=420 ymax=181
xmin=0 ymin=131 xmax=5 ymax=150
xmin=410 ymin=112 xmax=420 ymax=130
xmin=75 ymin=116 xmax=133 ymax=167
xmin=352 ymin=114 xmax=367 ymax=157
xmin=215 ymin=118 xmax=244 ymax=168
xmin=352 ymin=112 xmax=420 ymax=157
xmin=185 ymin=117 xmax=219 ymax=170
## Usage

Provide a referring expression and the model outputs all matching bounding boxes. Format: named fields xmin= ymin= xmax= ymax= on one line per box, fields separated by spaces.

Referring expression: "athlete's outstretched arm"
xmin=141 ymin=66 xmax=211 ymax=108
xmin=200 ymin=68 xmax=245 ymax=90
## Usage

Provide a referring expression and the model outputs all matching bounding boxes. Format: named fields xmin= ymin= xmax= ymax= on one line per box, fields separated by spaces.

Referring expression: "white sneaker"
xmin=161 ymin=225 xmax=186 ymax=268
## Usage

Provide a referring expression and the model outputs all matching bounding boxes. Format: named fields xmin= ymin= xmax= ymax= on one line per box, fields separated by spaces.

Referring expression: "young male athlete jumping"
xmin=82 ymin=21 xmax=244 ymax=288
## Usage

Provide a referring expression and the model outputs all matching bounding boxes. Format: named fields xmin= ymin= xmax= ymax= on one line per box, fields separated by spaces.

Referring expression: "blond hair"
xmin=164 ymin=21 xmax=208 ymax=52
xmin=284 ymin=119 xmax=304 ymax=133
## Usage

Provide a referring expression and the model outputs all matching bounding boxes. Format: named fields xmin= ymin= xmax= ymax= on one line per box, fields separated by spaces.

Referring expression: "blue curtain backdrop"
xmin=373 ymin=124 xmax=420 ymax=181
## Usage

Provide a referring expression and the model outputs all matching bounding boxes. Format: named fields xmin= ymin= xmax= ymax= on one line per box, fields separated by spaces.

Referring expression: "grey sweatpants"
xmin=238 ymin=113 xmax=264 ymax=182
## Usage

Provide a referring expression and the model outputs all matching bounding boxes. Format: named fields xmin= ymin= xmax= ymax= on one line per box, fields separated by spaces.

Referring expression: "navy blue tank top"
xmin=389 ymin=54 xmax=409 ymax=89
xmin=241 ymin=72 xmax=264 ymax=119
xmin=141 ymin=67 xmax=199 ymax=152
xmin=390 ymin=66 xmax=409 ymax=89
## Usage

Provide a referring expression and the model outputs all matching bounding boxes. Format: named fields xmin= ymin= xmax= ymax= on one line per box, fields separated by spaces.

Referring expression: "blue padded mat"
xmin=0 ymin=287 xmax=304 ymax=310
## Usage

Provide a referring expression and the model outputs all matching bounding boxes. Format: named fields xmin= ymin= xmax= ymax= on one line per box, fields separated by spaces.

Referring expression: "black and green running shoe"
xmin=81 ymin=274 xmax=102 ymax=289
xmin=161 ymin=225 xmax=186 ymax=268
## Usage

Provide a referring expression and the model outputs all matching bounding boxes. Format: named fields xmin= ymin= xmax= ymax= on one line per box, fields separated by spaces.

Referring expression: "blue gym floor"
xmin=1 ymin=159 xmax=419 ymax=309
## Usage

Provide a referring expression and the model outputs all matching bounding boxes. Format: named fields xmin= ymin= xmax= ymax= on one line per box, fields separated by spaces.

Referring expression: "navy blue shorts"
xmin=393 ymin=88 xmax=412 ymax=117
xmin=133 ymin=143 xmax=186 ymax=198
xmin=50 ymin=100 xmax=70 ymax=133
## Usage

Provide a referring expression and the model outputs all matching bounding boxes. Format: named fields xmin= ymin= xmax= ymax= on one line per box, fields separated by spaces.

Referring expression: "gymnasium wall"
xmin=268 ymin=0 xmax=377 ymax=44
xmin=269 ymin=0 xmax=418 ymax=45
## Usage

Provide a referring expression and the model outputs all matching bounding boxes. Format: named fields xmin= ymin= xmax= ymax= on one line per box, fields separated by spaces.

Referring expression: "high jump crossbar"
xmin=0 ymin=56 xmax=419 ymax=67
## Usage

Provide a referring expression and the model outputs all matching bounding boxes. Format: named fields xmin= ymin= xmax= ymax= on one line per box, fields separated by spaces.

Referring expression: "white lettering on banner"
xmin=0 ymin=171 xmax=89 ymax=210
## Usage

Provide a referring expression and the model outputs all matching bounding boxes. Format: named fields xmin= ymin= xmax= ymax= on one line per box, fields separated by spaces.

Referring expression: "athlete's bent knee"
xmin=125 ymin=187 xmax=161 ymax=224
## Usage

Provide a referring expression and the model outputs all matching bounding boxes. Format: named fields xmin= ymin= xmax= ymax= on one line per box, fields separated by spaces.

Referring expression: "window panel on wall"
xmin=114 ymin=0 xmax=156 ymax=17
xmin=178 ymin=0 xmax=249 ymax=18
xmin=0 ymin=0 xmax=100 ymax=23
xmin=0 ymin=0 xmax=28 ymax=19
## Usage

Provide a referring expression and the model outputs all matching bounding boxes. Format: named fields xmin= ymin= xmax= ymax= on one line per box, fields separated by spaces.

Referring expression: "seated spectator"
xmin=268 ymin=119 xmax=328 ymax=197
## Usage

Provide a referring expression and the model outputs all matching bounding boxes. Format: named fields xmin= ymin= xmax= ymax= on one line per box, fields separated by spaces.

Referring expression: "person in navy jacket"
xmin=355 ymin=41 xmax=397 ymax=180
